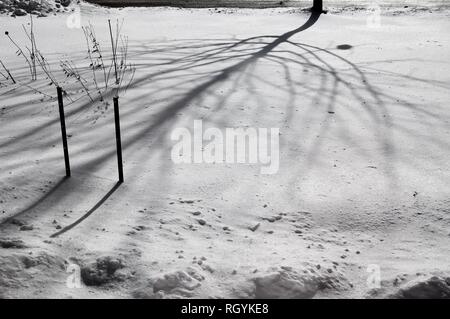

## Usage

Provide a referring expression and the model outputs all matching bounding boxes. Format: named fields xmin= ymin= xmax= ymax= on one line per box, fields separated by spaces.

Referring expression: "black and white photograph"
xmin=0 ymin=0 xmax=449 ymax=304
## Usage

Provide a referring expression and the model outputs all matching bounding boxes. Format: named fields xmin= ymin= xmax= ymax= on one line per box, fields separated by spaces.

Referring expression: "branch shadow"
xmin=0 ymin=11 xmax=322 ymax=219
xmin=2 ymin=9 xmax=450 ymax=234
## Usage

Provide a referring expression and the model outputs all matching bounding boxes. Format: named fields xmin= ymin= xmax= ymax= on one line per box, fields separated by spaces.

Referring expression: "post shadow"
xmin=49 ymin=181 xmax=121 ymax=238
xmin=0 ymin=176 xmax=69 ymax=227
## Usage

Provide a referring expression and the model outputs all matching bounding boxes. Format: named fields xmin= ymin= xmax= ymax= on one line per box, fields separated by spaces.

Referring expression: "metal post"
xmin=57 ymin=87 xmax=71 ymax=177
xmin=312 ymin=0 xmax=326 ymax=13
xmin=113 ymin=96 xmax=124 ymax=183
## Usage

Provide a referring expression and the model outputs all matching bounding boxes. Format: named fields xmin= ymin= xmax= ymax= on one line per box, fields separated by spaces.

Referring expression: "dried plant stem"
xmin=88 ymin=22 xmax=109 ymax=90
xmin=61 ymin=60 xmax=94 ymax=102
xmin=108 ymin=19 xmax=119 ymax=88
xmin=29 ymin=15 xmax=37 ymax=80
xmin=0 ymin=59 xmax=16 ymax=84
xmin=82 ymin=26 xmax=103 ymax=101
xmin=19 ymin=81 xmax=54 ymax=98
xmin=5 ymin=32 xmax=34 ymax=79
xmin=22 ymin=23 xmax=60 ymax=86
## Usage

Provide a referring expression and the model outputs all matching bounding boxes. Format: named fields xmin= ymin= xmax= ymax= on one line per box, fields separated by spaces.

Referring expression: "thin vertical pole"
xmin=57 ymin=86 xmax=71 ymax=177
xmin=313 ymin=0 xmax=324 ymax=13
xmin=113 ymin=96 xmax=124 ymax=183
xmin=108 ymin=19 xmax=119 ymax=85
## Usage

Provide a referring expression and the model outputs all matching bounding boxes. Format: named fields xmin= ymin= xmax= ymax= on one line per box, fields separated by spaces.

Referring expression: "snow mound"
xmin=0 ymin=238 xmax=28 ymax=249
xmin=133 ymin=267 xmax=205 ymax=298
xmin=0 ymin=251 xmax=66 ymax=294
xmin=248 ymin=265 xmax=348 ymax=299
xmin=0 ymin=0 xmax=73 ymax=17
xmin=389 ymin=276 xmax=450 ymax=299
xmin=80 ymin=256 xmax=126 ymax=286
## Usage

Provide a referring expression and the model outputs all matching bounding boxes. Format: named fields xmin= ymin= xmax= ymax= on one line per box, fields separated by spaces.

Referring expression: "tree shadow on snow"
xmin=1 ymin=10 xmax=450 ymax=235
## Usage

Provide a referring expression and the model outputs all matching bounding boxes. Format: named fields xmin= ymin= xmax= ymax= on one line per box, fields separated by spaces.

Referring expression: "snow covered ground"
xmin=0 ymin=3 xmax=450 ymax=298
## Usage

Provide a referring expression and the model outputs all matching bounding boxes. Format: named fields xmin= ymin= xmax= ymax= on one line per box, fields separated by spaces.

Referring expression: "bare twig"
xmin=0 ymin=59 xmax=16 ymax=84
xmin=82 ymin=25 xmax=104 ymax=101
xmin=60 ymin=60 xmax=94 ymax=102
xmin=4 ymin=31 xmax=34 ymax=79
xmin=17 ymin=80 xmax=54 ymax=99
xmin=88 ymin=22 xmax=109 ymax=90
xmin=108 ymin=19 xmax=119 ymax=87
xmin=29 ymin=15 xmax=37 ymax=80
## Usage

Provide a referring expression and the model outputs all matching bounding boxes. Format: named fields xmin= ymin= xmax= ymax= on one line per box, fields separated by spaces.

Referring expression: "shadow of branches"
xmin=1 ymin=10 xmax=450 ymax=228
